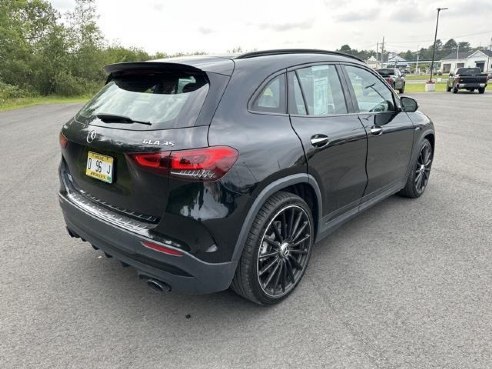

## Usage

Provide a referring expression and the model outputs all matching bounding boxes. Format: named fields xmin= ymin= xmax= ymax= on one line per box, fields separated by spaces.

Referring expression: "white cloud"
xmin=48 ymin=0 xmax=492 ymax=54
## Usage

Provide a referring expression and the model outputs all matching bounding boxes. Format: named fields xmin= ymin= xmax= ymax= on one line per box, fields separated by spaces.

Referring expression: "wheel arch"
xmin=231 ymin=174 xmax=322 ymax=264
xmin=424 ymin=132 xmax=435 ymax=152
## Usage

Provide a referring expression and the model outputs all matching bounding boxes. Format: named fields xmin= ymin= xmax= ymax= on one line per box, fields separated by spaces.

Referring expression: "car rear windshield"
xmin=76 ymin=70 xmax=209 ymax=129
xmin=456 ymin=68 xmax=481 ymax=75
xmin=376 ymin=69 xmax=394 ymax=76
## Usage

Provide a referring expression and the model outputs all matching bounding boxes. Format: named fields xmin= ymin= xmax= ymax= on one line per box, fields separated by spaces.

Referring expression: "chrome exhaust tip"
xmin=146 ymin=279 xmax=171 ymax=293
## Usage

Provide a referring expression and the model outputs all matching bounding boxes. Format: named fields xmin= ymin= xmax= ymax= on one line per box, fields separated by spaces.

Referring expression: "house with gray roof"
xmin=440 ymin=49 xmax=492 ymax=74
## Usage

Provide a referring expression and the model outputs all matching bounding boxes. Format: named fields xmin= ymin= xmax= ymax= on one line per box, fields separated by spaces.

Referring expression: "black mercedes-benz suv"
xmin=59 ymin=49 xmax=435 ymax=305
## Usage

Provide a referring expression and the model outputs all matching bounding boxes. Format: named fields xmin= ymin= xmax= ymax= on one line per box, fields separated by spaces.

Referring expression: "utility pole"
xmin=456 ymin=43 xmax=459 ymax=71
xmin=376 ymin=42 xmax=379 ymax=67
xmin=429 ymin=7 xmax=448 ymax=82
xmin=380 ymin=37 xmax=385 ymax=66
xmin=416 ymin=48 xmax=420 ymax=74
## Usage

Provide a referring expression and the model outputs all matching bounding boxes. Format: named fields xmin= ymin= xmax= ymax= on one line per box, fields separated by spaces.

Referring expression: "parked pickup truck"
xmin=447 ymin=68 xmax=488 ymax=94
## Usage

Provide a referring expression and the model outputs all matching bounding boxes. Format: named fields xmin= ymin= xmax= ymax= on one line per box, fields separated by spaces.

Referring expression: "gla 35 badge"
xmin=142 ymin=139 xmax=175 ymax=146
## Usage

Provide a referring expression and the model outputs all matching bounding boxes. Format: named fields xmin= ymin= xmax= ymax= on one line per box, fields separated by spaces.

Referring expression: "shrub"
xmin=0 ymin=82 xmax=33 ymax=103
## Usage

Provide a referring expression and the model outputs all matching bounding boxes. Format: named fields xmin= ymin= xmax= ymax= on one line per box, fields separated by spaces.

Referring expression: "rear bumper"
xmin=458 ymin=83 xmax=486 ymax=89
xmin=59 ymin=192 xmax=236 ymax=294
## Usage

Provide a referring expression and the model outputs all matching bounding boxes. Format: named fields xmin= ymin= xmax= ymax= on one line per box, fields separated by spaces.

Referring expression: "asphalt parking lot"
xmin=1 ymin=91 xmax=491 ymax=369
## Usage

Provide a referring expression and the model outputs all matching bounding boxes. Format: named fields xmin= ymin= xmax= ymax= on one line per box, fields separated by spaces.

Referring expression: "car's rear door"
xmin=340 ymin=64 xmax=415 ymax=202
xmin=287 ymin=64 xmax=368 ymax=222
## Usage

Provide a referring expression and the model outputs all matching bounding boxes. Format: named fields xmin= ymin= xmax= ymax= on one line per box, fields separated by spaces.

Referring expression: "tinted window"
xmin=345 ymin=65 xmax=395 ymax=113
xmin=77 ymin=71 xmax=209 ymax=128
xmin=376 ymin=69 xmax=395 ymax=77
xmin=252 ymin=74 xmax=286 ymax=113
xmin=456 ymin=68 xmax=480 ymax=75
xmin=293 ymin=65 xmax=347 ymax=116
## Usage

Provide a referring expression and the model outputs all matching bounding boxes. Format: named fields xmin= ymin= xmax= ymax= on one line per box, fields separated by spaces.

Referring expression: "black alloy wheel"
xmin=414 ymin=141 xmax=433 ymax=194
xmin=231 ymin=192 xmax=314 ymax=305
xmin=399 ymin=139 xmax=433 ymax=198
xmin=256 ymin=204 xmax=311 ymax=298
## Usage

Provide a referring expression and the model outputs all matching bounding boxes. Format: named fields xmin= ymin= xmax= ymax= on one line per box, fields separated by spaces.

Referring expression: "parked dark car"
xmin=59 ymin=49 xmax=435 ymax=304
xmin=375 ymin=68 xmax=406 ymax=93
xmin=447 ymin=67 xmax=488 ymax=93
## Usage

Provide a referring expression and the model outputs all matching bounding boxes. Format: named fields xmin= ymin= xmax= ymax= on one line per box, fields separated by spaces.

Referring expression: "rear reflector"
xmin=59 ymin=132 xmax=68 ymax=148
xmin=142 ymin=241 xmax=184 ymax=256
xmin=127 ymin=146 xmax=238 ymax=181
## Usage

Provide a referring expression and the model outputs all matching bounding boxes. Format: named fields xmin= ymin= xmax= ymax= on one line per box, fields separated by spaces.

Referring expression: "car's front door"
xmin=287 ymin=64 xmax=368 ymax=222
xmin=341 ymin=64 xmax=415 ymax=201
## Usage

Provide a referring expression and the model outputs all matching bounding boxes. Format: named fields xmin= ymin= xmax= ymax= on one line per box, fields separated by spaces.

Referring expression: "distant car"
xmin=447 ymin=68 xmax=488 ymax=94
xmin=376 ymin=68 xmax=405 ymax=93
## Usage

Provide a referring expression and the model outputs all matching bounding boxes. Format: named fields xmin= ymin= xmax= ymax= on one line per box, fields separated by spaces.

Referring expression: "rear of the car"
xmin=376 ymin=68 xmax=397 ymax=85
xmin=452 ymin=67 xmax=488 ymax=92
xmin=58 ymin=58 xmax=246 ymax=293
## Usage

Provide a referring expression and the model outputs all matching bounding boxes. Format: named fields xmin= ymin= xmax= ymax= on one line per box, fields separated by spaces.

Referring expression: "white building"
xmin=366 ymin=55 xmax=380 ymax=69
xmin=441 ymin=49 xmax=492 ymax=74
xmin=385 ymin=53 xmax=409 ymax=68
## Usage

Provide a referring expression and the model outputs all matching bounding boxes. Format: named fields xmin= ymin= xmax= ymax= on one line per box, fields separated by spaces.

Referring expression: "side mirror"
xmin=401 ymin=96 xmax=418 ymax=112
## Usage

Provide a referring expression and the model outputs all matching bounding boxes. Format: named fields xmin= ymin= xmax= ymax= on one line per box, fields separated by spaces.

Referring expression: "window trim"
xmin=287 ymin=62 xmax=354 ymax=118
xmin=339 ymin=63 xmax=401 ymax=115
xmin=248 ymin=70 xmax=288 ymax=115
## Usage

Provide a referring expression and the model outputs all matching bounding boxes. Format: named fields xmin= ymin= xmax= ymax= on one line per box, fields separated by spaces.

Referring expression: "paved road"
xmin=0 ymin=93 xmax=491 ymax=369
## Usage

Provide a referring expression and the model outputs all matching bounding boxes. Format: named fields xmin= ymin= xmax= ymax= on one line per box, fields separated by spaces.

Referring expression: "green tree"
xmin=458 ymin=42 xmax=471 ymax=52
xmin=339 ymin=44 xmax=352 ymax=54
xmin=0 ymin=0 xmax=58 ymax=89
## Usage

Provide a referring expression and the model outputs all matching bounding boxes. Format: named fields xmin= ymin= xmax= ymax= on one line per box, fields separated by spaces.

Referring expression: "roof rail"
xmin=236 ymin=49 xmax=364 ymax=62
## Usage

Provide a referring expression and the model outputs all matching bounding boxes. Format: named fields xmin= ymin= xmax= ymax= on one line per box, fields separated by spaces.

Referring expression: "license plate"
xmin=86 ymin=151 xmax=114 ymax=183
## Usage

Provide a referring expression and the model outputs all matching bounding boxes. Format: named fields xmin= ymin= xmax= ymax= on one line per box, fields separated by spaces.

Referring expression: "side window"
xmin=345 ymin=65 xmax=395 ymax=113
xmin=252 ymin=74 xmax=286 ymax=113
xmin=293 ymin=65 xmax=347 ymax=116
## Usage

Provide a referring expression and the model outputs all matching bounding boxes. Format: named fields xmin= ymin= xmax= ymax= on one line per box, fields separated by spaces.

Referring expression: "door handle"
xmin=370 ymin=126 xmax=383 ymax=135
xmin=310 ymin=134 xmax=330 ymax=147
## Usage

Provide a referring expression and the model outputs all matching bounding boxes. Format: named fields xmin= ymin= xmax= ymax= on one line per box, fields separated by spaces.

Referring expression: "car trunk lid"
xmin=60 ymin=61 xmax=232 ymax=221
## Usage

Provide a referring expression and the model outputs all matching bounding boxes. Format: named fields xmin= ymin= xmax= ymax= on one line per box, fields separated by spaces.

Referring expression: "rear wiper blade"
xmin=96 ymin=113 xmax=151 ymax=125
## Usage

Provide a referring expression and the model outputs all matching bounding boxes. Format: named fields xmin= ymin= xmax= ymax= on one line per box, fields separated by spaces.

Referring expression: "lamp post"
xmin=429 ymin=7 xmax=448 ymax=82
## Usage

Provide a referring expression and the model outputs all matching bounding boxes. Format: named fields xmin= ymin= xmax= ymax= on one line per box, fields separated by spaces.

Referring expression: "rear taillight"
xmin=127 ymin=146 xmax=238 ymax=181
xmin=59 ymin=132 xmax=68 ymax=149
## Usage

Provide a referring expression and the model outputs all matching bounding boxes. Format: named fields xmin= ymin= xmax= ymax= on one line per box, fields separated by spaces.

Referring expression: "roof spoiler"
xmin=104 ymin=58 xmax=235 ymax=77
xmin=104 ymin=62 xmax=203 ymax=75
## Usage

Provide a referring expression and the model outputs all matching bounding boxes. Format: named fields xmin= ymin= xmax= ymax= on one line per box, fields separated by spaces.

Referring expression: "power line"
xmin=383 ymin=30 xmax=492 ymax=47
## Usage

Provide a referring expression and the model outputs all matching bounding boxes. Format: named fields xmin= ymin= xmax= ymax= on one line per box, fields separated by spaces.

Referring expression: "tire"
xmin=453 ymin=85 xmax=458 ymax=93
xmin=446 ymin=85 xmax=451 ymax=92
xmin=398 ymin=139 xmax=433 ymax=198
xmin=231 ymin=191 xmax=314 ymax=305
xmin=478 ymin=87 xmax=485 ymax=94
xmin=399 ymin=83 xmax=405 ymax=94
